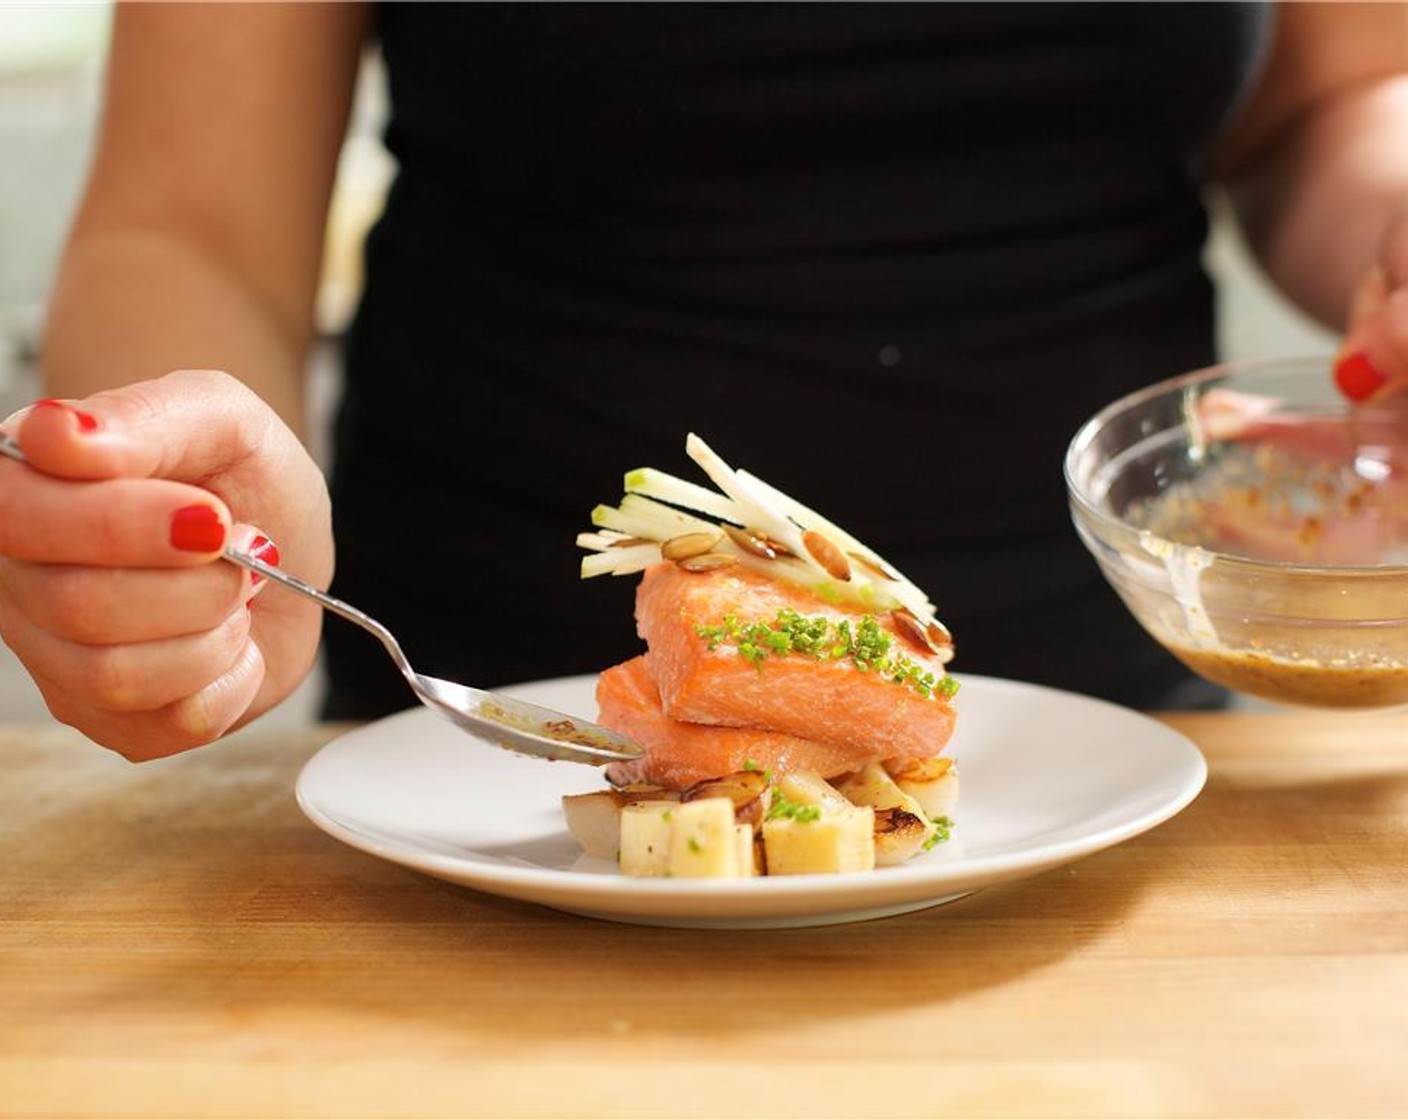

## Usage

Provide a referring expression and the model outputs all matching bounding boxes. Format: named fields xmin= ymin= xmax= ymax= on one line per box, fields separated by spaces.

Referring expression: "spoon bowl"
xmin=221 ymin=548 xmax=642 ymax=765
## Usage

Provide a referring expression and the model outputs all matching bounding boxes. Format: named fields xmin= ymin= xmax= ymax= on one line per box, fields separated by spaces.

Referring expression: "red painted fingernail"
xmin=1334 ymin=352 xmax=1387 ymax=402
xmin=244 ymin=535 xmax=280 ymax=605
xmin=170 ymin=505 xmax=226 ymax=552
xmin=244 ymin=535 xmax=280 ymax=606
xmin=33 ymin=398 xmax=99 ymax=432
xmin=248 ymin=535 xmax=280 ymax=568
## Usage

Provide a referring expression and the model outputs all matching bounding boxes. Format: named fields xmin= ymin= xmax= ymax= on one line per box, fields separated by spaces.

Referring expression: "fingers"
xmin=10 ymin=369 xmax=279 ymax=484
xmin=31 ymin=636 xmax=268 ymax=762
xmin=0 ymin=519 xmax=286 ymax=759
xmin=0 ymin=466 xmax=233 ymax=566
xmin=0 ymin=369 xmax=327 ymax=758
xmin=1198 ymin=389 xmax=1407 ymax=465
xmin=1 ymin=601 xmax=253 ymax=713
xmin=0 ymin=556 xmax=246 ymax=644
xmin=2 ymin=367 xmax=332 ymax=592
xmin=1196 ymin=389 xmax=1282 ymax=442
xmin=1197 ymin=497 xmax=1400 ymax=565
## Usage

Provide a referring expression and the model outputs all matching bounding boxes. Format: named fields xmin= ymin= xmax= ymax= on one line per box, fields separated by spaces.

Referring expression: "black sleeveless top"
xmin=324 ymin=2 xmax=1271 ymax=718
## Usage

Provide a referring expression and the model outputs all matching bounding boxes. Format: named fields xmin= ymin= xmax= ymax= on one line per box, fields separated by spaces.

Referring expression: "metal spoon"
xmin=0 ymin=430 xmax=641 ymax=766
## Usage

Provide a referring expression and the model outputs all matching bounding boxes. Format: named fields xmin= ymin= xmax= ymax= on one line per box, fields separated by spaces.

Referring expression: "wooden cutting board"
xmin=1 ymin=711 xmax=1406 ymax=1118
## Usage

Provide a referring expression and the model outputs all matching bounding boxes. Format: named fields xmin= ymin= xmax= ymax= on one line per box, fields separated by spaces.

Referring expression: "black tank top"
xmin=325 ymin=2 xmax=1271 ymax=718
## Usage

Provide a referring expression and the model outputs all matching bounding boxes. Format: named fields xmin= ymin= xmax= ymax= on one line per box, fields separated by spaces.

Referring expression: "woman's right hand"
xmin=0 ymin=369 xmax=333 ymax=760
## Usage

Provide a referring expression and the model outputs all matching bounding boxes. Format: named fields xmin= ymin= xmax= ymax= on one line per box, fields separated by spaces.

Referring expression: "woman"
xmin=2 ymin=3 xmax=1407 ymax=760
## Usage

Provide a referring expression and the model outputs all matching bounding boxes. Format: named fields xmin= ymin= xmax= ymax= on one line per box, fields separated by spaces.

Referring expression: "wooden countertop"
xmin=2 ymin=712 xmax=1406 ymax=1118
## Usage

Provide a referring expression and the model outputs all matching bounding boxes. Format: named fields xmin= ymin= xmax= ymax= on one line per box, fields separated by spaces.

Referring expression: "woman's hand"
xmin=1335 ymin=210 xmax=1408 ymax=404
xmin=1211 ymin=3 xmax=1408 ymax=406
xmin=0 ymin=369 xmax=332 ymax=760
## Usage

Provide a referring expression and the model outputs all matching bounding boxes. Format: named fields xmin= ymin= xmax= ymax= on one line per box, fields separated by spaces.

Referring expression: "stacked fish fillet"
xmin=572 ymin=435 xmax=961 ymax=875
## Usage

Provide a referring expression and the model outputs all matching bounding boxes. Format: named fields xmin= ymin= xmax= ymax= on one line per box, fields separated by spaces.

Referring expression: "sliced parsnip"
xmin=871 ymin=806 xmax=931 ymax=867
xmin=831 ymin=762 xmax=939 ymax=851
xmin=832 ymin=762 xmax=930 ymax=818
xmin=682 ymin=770 xmax=771 ymax=828
xmin=561 ymin=791 xmax=625 ymax=860
xmin=776 ymin=770 xmax=853 ymax=814
xmin=884 ymin=757 xmax=960 ymax=819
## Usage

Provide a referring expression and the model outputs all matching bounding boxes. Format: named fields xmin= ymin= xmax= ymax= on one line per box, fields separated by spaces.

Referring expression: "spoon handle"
xmin=223 ymin=548 xmax=416 ymax=684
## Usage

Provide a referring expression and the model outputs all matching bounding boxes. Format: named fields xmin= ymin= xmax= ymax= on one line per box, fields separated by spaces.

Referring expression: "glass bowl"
xmin=1065 ymin=357 xmax=1408 ymax=709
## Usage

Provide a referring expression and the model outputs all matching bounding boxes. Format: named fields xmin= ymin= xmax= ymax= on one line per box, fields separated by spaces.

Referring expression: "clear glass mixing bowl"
xmin=1065 ymin=357 xmax=1408 ymax=708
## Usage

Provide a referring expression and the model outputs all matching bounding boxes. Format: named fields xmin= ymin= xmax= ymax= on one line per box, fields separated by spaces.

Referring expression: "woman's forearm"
xmin=1228 ymin=75 xmax=1408 ymax=331
xmin=42 ymin=223 xmax=312 ymax=434
xmin=36 ymin=2 xmax=369 ymax=434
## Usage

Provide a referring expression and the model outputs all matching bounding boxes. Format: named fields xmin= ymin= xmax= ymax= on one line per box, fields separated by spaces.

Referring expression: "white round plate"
xmin=296 ymin=674 xmax=1206 ymax=929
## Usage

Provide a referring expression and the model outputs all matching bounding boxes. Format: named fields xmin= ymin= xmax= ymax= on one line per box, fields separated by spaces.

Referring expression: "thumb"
xmin=12 ymin=369 xmax=284 ymax=484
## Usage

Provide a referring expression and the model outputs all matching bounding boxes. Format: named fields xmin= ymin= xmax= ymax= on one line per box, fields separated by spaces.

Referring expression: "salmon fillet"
xmin=598 ymin=657 xmax=864 ymax=788
xmin=633 ymin=563 xmax=956 ymax=764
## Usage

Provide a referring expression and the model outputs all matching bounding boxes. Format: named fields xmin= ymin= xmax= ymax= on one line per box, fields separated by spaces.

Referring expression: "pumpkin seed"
xmin=892 ymin=607 xmax=955 ymax=656
xmin=676 ymin=552 xmax=738 ymax=573
xmin=802 ymin=529 xmax=851 ymax=581
xmin=661 ymin=530 xmax=724 ymax=561
xmin=849 ymin=551 xmax=900 ymax=581
xmin=723 ymin=524 xmax=780 ymax=560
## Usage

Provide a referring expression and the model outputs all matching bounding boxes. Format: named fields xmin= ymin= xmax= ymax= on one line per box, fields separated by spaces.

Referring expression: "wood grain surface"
xmin=2 ymin=712 xmax=1406 ymax=1119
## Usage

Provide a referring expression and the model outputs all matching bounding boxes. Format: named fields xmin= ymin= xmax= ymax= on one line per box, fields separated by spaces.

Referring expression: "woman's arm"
xmin=0 ymin=4 xmax=370 ymax=757
xmin=1214 ymin=2 xmax=1408 ymax=338
xmin=42 ymin=1 xmax=371 ymax=430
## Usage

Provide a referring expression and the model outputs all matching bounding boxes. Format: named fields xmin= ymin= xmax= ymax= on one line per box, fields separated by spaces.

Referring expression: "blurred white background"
xmin=0 ymin=4 xmax=1336 ymax=724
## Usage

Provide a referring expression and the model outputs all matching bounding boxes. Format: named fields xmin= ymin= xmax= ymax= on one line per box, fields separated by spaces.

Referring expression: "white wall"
xmin=1206 ymin=192 xmax=1338 ymax=363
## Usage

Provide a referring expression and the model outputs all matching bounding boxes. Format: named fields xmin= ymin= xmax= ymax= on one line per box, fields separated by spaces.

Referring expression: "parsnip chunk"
xmin=668 ymin=798 xmax=743 ymax=878
xmin=619 ymin=802 xmax=676 ymax=877
xmin=762 ymin=806 xmax=875 ymax=875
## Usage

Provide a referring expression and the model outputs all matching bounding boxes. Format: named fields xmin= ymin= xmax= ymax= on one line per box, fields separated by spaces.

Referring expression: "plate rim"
xmin=295 ymin=673 xmax=1207 ymax=920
